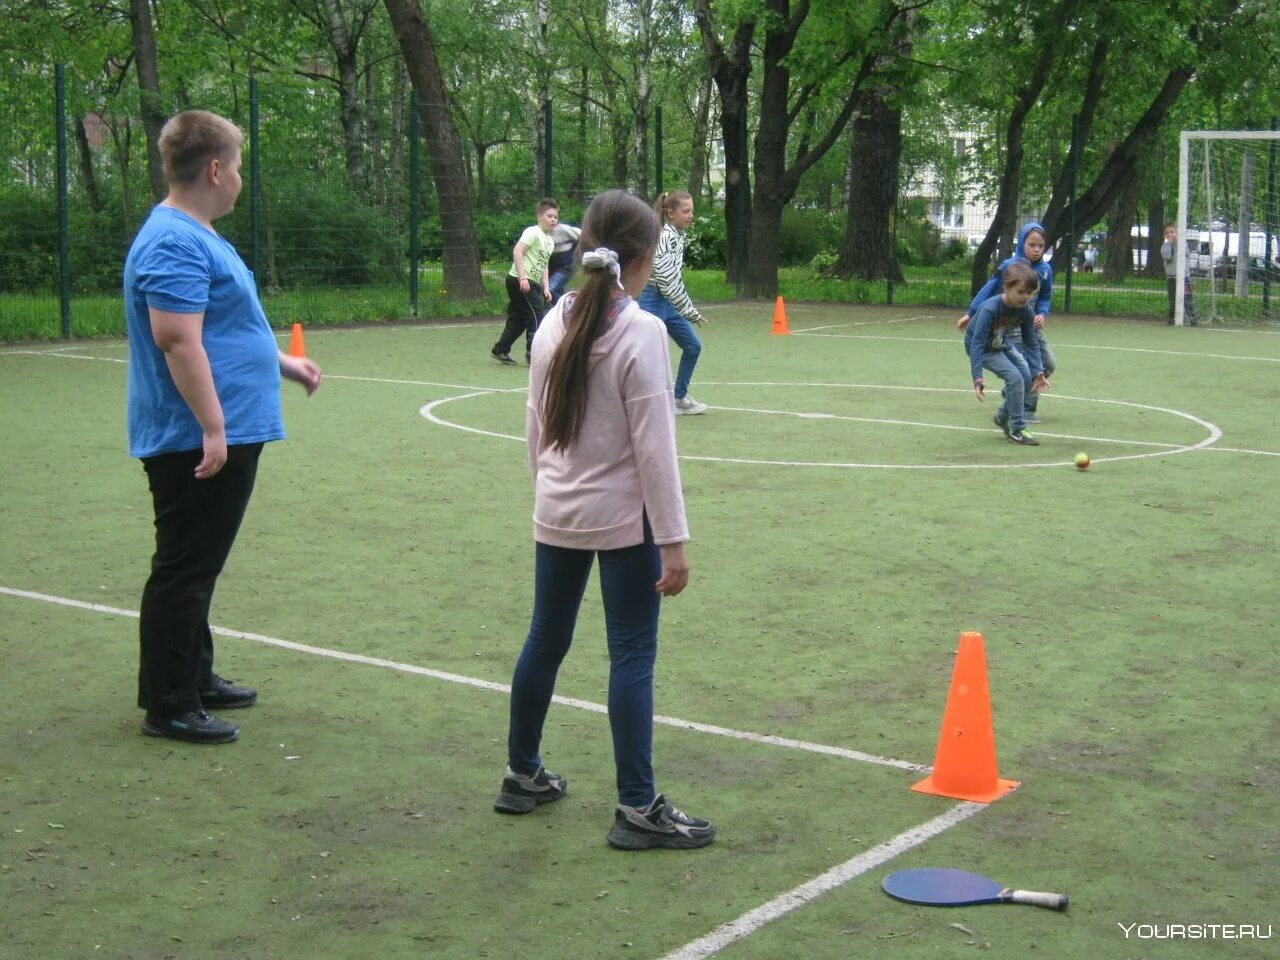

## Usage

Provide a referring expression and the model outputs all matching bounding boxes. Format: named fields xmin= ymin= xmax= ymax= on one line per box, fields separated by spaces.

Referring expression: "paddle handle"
xmin=1005 ymin=888 xmax=1069 ymax=910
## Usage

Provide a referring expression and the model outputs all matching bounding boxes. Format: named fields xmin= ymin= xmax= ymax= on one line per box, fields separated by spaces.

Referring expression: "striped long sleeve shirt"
xmin=651 ymin=222 xmax=703 ymax=324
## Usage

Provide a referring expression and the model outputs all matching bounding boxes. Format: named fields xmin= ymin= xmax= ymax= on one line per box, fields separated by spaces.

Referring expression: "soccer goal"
xmin=1176 ymin=130 xmax=1280 ymax=325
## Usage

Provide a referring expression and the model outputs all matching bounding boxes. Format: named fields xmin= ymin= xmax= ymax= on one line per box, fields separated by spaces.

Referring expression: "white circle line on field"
xmin=795 ymin=331 xmax=1280 ymax=364
xmin=420 ymin=382 xmax=1222 ymax=469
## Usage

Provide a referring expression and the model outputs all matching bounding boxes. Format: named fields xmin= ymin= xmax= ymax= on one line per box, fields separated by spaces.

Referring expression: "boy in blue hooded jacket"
xmin=957 ymin=222 xmax=1057 ymax=423
xmin=964 ymin=260 xmax=1050 ymax=446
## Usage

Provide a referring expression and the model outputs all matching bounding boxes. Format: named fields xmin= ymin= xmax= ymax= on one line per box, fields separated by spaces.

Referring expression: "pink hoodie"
xmin=526 ymin=295 xmax=689 ymax=550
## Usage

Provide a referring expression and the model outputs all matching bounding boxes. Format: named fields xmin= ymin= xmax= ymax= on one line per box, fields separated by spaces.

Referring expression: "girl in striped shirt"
xmin=639 ymin=191 xmax=709 ymax=415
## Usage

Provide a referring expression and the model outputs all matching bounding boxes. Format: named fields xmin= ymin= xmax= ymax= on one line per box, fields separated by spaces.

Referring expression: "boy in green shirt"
xmin=492 ymin=198 xmax=558 ymax=365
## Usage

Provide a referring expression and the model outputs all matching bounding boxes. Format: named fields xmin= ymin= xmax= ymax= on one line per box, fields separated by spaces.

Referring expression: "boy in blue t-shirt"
xmin=125 ymin=110 xmax=322 ymax=745
xmin=964 ymin=261 xmax=1049 ymax=445
xmin=958 ymin=222 xmax=1057 ymax=423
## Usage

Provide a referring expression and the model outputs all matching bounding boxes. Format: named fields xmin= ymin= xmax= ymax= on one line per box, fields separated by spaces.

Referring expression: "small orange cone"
xmin=911 ymin=631 xmax=1019 ymax=803
xmin=770 ymin=296 xmax=790 ymax=335
xmin=288 ymin=323 xmax=307 ymax=358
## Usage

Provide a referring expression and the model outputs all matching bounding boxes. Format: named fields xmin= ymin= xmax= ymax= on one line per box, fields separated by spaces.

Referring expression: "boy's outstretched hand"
xmin=973 ymin=377 xmax=985 ymax=401
xmin=1031 ymin=372 xmax=1051 ymax=394
xmin=280 ymin=354 xmax=323 ymax=396
xmin=1034 ymin=314 xmax=1046 ymax=330
xmin=956 ymin=314 xmax=971 ymax=332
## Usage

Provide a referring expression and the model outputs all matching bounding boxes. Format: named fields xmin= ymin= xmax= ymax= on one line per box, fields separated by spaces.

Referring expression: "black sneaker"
xmin=606 ymin=794 xmax=716 ymax=850
xmin=993 ymin=413 xmax=1010 ymax=436
xmin=1008 ymin=430 xmax=1040 ymax=446
xmin=490 ymin=347 xmax=517 ymax=365
xmin=200 ymin=674 xmax=257 ymax=709
xmin=142 ymin=709 xmax=239 ymax=744
xmin=493 ymin=765 xmax=567 ymax=814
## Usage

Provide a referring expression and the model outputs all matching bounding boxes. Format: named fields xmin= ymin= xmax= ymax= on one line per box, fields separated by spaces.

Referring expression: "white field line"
xmin=796 ymin=331 xmax=1280 ymax=364
xmin=1207 ymin=445 xmax=1280 ymax=457
xmin=661 ymin=801 xmax=985 ymax=960
xmin=705 ymin=402 xmax=1185 ymax=449
xmin=0 ymin=585 xmax=924 ymax=772
xmin=789 ymin=316 xmax=920 ymax=334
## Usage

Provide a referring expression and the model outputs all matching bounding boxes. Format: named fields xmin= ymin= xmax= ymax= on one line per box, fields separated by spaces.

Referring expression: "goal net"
xmin=1176 ymin=130 xmax=1280 ymax=325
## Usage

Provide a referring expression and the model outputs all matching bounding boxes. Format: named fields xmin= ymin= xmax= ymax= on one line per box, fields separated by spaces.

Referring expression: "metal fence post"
xmin=1264 ymin=116 xmax=1277 ymax=320
xmin=655 ymin=105 xmax=663 ymax=194
xmin=409 ymin=90 xmax=420 ymax=317
xmin=249 ymin=76 xmax=261 ymax=287
xmin=56 ymin=64 xmax=72 ymax=339
xmin=1064 ymin=114 xmax=1079 ymax=314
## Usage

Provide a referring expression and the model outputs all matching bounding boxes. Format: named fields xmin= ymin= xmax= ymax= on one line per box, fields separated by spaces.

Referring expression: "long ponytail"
xmin=541 ymin=190 xmax=660 ymax=452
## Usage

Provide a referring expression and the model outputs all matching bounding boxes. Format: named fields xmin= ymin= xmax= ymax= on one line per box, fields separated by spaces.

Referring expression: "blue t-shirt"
xmin=124 ymin=206 xmax=284 ymax=458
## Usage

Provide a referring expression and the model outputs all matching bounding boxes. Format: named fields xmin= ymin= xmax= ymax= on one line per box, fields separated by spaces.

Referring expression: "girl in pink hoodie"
xmin=494 ymin=189 xmax=716 ymax=851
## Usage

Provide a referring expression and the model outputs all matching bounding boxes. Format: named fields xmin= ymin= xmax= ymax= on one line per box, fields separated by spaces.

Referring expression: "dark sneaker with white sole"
xmin=200 ymin=674 xmax=257 ymax=709
xmin=606 ymin=794 xmax=716 ymax=850
xmin=142 ymin=709 xmax=239 ymax=744
xmin=1008 ymin=430 xmax=1040 ymax=446
xmin=1022 ymin=412 xmax=1041 ymax=424
xmin=493 ymin=765 xmax=567 ymax=813
xmin=490 ymin=346 xmax=517 ymax=365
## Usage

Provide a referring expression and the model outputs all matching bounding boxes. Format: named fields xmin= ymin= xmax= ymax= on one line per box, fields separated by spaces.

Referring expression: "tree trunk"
xmin=1103 ymin=166 xmax=1138 ymax=282
xmin=689 ymin=69 xmax=713 ymax=201
xmin=574 ymin=65 xmax=589 ymax=201
xmin=1236 ymin=151 xmax=1254 ymax=297
xmin=972 ymin=0 xmax=1082 ymax=295
xmin=532 ymin=0 xmax=550 ymax=195
xmin=833 ymin=93 xmax=903 ymax=282
xmin=384 ymin=0 xmax=485 ymax=298
xmin=1145 ymin=194 xmax=1165 ymax=278
xmin=319 ymin=0 xmax=365 ymax=191
xmin=600 ymin=68 xmax=629 ymax=187
xmin=74 ymin=117 xmax=103 ymax=213
xmin=390 ymin=59 xmax=406 ymax=199
xmin=108 ymin=119 xmax=134 ymax=229
xmin=694 ymin=0 xmax=754 ymax=283
xmin=632 ymin=0 xmax=653 ymax=198
xmin=1043 ymin=65 xmax=1195 ymax=250
xmin=366 ymin=55 xmax=382 ymax=200
xmin=1040 ymin=35 xmax=1107 ymax=250
xmin=129 ymin=0 xmax=167 ymax=202
xmin=744 ymin=0 xmax=895 ymax=298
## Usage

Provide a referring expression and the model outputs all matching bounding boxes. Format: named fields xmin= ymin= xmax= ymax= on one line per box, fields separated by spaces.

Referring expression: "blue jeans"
xmin=638 ymin=285 xmax=701 ymax=400
xmin=507 ymin=521 xmax=662 ymax=808
xmin=983 ymin=347 xmax=1032 ymax=432
xmin=1007 ymin=331 xmax=1054 ymax=413
xmin=549 ymin=265 xmax=574 ymax=303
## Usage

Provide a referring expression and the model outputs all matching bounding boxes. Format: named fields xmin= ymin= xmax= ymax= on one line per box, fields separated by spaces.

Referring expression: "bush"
xmin=809 ymin=251 xmax=838 ymax=276
xmin=778 ymin=208 xmax=842 ymax=266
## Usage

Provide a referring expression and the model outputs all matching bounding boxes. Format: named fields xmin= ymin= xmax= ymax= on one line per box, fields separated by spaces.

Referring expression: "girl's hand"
xmin=655 ymin=542 xmax=690 ymax=597
xmin=1034 ymin=314 xmax=1046 ymax=330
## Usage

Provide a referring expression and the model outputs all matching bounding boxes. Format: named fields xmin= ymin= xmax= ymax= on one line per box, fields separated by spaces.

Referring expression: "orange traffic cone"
xmin=770 ymin=296 xmax=790 ymax=335
xmin=288 ymin=323 xmax=307 ymax=358
xmin=911 ymin=631 xmax=1019 ymax=803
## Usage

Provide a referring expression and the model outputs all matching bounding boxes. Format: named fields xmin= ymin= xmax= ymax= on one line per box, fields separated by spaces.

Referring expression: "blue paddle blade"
xmin=882 ymin=868 xmax=1006 ymax=906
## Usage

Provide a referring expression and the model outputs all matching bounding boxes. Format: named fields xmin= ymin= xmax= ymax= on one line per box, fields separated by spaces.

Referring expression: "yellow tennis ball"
xmin=1075 ymin=452 xmax=1090 ymax=469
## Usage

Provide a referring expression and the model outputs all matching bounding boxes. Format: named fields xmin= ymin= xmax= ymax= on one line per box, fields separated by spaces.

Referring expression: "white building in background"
xmin=907 ymin=133 xmax=1002 ymax=248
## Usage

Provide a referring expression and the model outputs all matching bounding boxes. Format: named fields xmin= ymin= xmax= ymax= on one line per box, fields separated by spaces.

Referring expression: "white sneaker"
xmin=674 ymin=395 xmax=708 ymax=415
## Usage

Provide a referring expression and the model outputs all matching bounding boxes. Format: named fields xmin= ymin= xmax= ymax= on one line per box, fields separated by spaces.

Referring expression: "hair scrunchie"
xmin=581 ymin=246 xmax=624 ymax=290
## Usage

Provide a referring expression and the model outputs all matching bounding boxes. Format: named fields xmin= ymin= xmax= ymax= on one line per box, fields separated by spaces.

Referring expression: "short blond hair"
xmin=159 ymin=111 xmax=243 ymax=185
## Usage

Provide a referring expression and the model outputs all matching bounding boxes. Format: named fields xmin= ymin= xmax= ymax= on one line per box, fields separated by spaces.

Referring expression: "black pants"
xmin=495 ymin=275 xmax=547 ymax=359
xmin=137 ymin=443 xmax=263 ymax=714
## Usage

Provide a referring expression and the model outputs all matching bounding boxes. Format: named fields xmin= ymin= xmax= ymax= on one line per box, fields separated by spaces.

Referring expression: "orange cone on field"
xmin=288 ymin=323 xmax=307 ymax=358
xmin=770 ymin=296 xmax=790 ymax=335
xmin=911 ymin=631 xmax=1019 ymax=803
